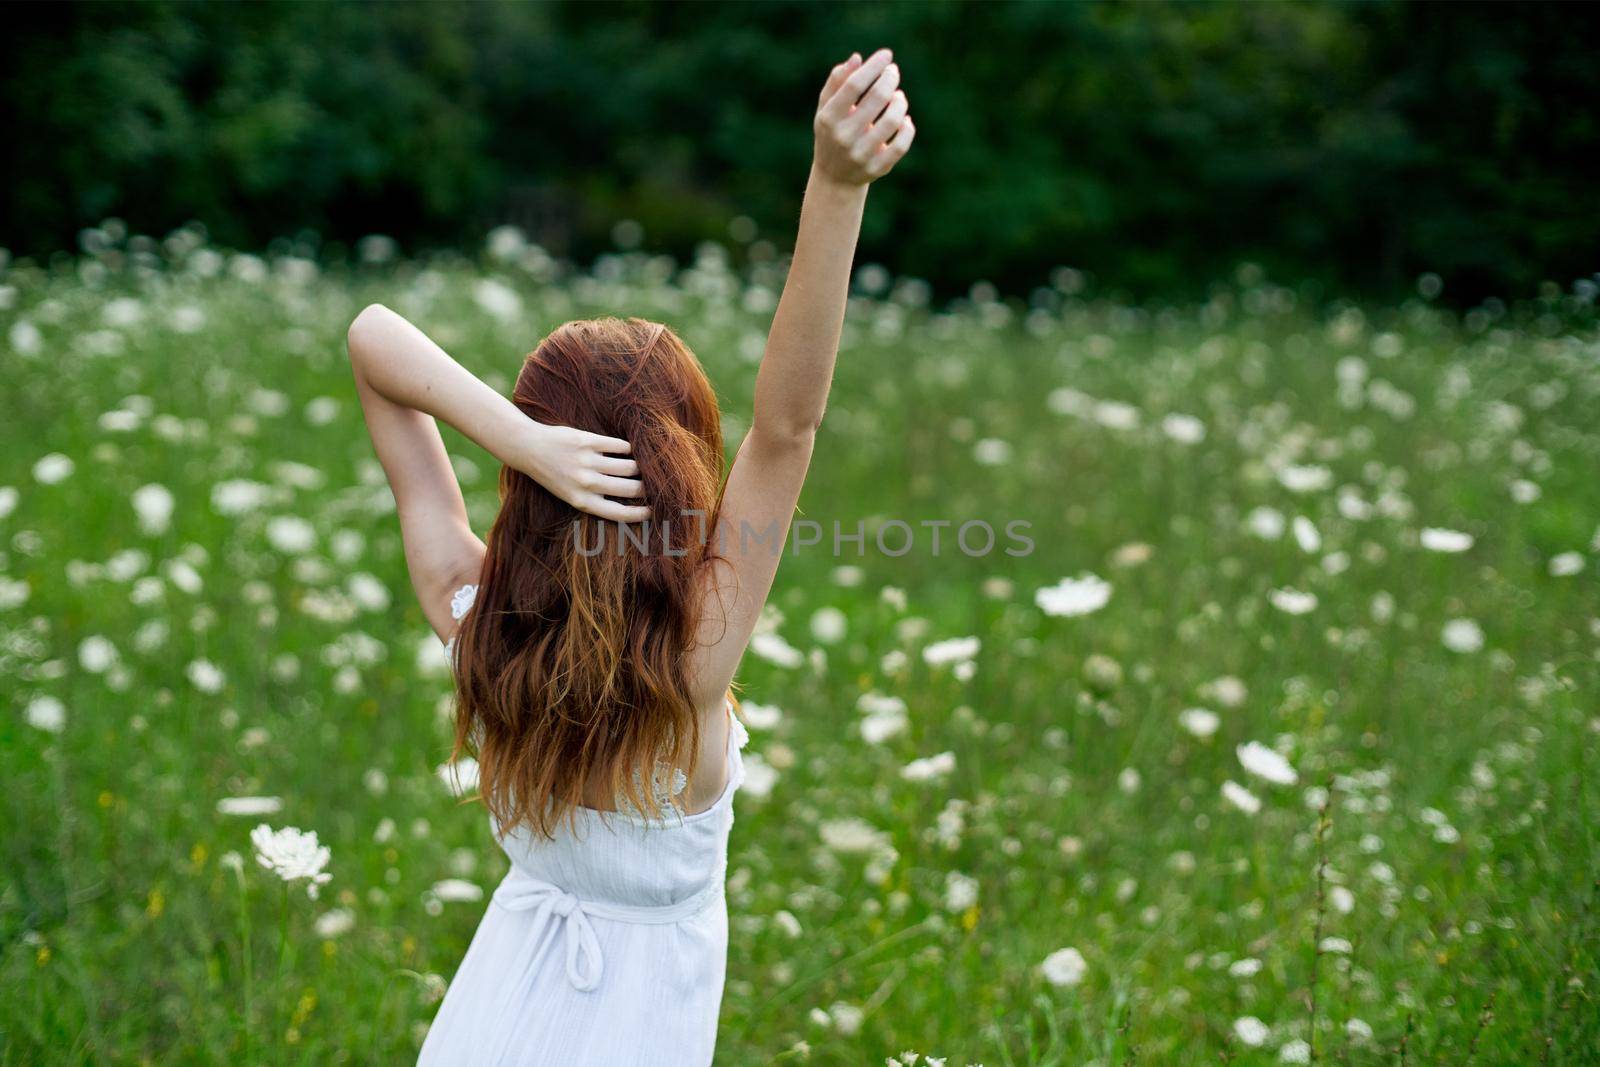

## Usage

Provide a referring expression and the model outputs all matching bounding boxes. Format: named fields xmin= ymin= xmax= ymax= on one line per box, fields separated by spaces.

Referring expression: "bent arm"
xmin=346 ymin=305 xmax=504 ymax=639
xmin=348 ymin=305 xmax=649 ymax=637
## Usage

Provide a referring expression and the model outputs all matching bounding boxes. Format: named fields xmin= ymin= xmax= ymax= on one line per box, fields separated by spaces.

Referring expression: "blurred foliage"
xmin=1 ymin=0 xmax=1596 ymax=302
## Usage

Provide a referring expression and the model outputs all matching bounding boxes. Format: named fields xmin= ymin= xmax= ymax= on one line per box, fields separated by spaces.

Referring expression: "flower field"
xmin=2 ymin=226 xmax=1597 ymax=1064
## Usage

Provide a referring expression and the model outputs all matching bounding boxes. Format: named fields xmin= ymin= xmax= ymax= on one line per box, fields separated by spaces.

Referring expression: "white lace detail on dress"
xmin=442 ymin=583 xmax=478 ymax=667
xmin=614 ymin=699 xmax=743 ymax=819
xmin=450 ymin=583 xmax=479 ymax=620
xmin=615 ymin=763 xmax=690 ymax=818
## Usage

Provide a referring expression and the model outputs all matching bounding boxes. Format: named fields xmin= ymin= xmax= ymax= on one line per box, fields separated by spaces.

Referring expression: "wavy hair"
xmin=451 ymin=317 xmax=725 ymax=837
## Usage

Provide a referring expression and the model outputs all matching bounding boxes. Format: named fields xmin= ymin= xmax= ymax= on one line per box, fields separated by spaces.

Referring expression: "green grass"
xmin=2 ymin=234 xmax=1597 ymax=1065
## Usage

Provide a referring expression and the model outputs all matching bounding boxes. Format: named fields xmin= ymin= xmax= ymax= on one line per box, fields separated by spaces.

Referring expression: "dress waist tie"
xmin=492 ymin=869 xmax=721 ymax=992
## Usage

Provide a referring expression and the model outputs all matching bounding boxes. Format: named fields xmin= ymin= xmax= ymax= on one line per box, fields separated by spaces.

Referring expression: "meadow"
xmin=2 ymin=224 xmax=1597 ymax=1065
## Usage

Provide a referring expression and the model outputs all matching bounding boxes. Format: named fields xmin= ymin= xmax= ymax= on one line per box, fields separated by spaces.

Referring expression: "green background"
xmin=2 ymin=0 xmax=1597 ymax=302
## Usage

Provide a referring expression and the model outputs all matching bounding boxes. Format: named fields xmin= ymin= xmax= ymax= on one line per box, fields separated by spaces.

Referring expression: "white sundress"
xmin=418 ymin=583 xmax=749 ymax=1067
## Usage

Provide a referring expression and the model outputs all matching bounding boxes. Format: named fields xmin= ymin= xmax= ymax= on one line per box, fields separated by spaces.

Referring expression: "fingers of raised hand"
xmin=822 ymin=48 xmax=893 ymax=121
xmin=844 ymin=62 xmax=901 ymax=136
xmin=869 ymin=89 xmax=909 ymax=142
xmin=819 ymin=53 xmax=861 ymax=105
xmin=867 ymin=116 xmax=915 ymax=178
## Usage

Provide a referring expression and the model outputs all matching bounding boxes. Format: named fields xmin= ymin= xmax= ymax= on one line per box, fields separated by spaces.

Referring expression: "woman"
xmin=345 ymin=50 xmax=914 ymax=1065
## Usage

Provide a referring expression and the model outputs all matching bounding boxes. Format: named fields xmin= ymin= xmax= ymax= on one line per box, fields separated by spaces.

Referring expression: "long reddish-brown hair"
xmin=451 ymin=317 xmax=725 ymax=837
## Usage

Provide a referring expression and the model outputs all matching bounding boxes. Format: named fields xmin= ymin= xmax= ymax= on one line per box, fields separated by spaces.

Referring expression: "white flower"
xmin=348 ymin=573 xmax=391 ymax=612
xmin=217 ymin=796 xmax=283 ymax=817
xmin=431 ymin=879 xmax=484 ymax=903
xmin=1221 ymin=780 xmax=1262 ymax=815
xmin=165 ymin=559 xmax=203 ymax=594
xmin=1329 ymin=885 xmax=1355 ymax=914
xmin=1092 ymin=400 xmax=1140 ymax=430
xmin=741 ymin=752 xmax=778 ymax=798
xmin=1232 ymin=1016 xmax=1270 ymax=1047
xmin=1083 ymin=653 xmax=1123 ymax=691
xmin=922 ymin=636 xmax=980 ymax=667
xmin=1228 ymin=957 xmax=1263 ymax=977
xmin=1203 ymin=675 xmax=1249 ymax=708
xmin=773 ymin=910 xmax=802 ymax=938
xmin=1162 ymin=413 xmax=1206 ymax=444
xmin=858 ymin=692 xmax=908 ymax=744
xmin=1179 ymin=707 xmax=1220 ymax=739
xmin=1549 ymin=551 xmax=1585 ymax=577
xmin=1319 ymin=936 xmax=1353 ymax=954
xmin=0 ymin=576 xmax=29 ymax=610
xmin=809 ymin=607 xmax=848 ymax=644
xmin=1441 ymin=618 xmax=1484 ymax=654
xmin=78 ymin=636 xmax=120 ymax=673
xmin=187 ymin=659 xmax=226 ymax=693
xmin=10 ymin=320 xmax=42 ymax=355
xmin=1247 ymin=506 xmax=1286 ymax=540
xmin=100 ymin=408 xmax=142 ymax=432
xmin=1278 ymin=464 xmax=1332 ymax=493
xmin=305 ymin=396 xmax=340 ymax=426
xmin=250 ymin=824 xmax=332 ymax=896
xmin=901 ymin=752 xmax=956 ymax=782
xmin=0 ymin=485 xmax=17 ymax=519
xmin=740 ymin=701 xmax=783 ymax=729
xmin=1420 ymin=527 xmax=1473 ymax=553
xmin=1110 ymin=542 xmax=1153 ymax=568
xmin=1269 ymin=588 xmax=1317 ymax=615
xmin=1237 ymin=741 xmax=1298 ymax=785
xmin=266 ymin=516 xmax=315 ymax=554
xmin=973 ymin=438 xmax=1012 ymax=465
xmin=1346 ymin=1019 xmax=1374 ymax=1042
xmin=1292 ymin=516 xmax=1322 ymax=553
xmin=437 ymin=758 xmax=480 ymax=796
xmin=749 ymin=632 xmax=804 ymax=668
xmin=1039 ymin=947 xmax=1087 ymax=987
xmin=211 ymin=479 xmax=273 ymax=515
xmin=943 ymin=871 xmax=979 ymax=912
xmin=417 ymin=636 xmax=452 ymax=675
xmin=1035 ymin=574 xmax=1112 ymax=617
xmin=25 ymin=695 xmax=66 ymax=733
xmin=860 ymin=707 xmax=907 ymax=744
xmin=1118 ymin=768 xmax=1142 ymax=795
xmin=820 ymin=817 xmax=892 ymax=855
xmin=487 ymin=225 xmax=527 ymax=261
xmin=171 ymin=305 xmax=206 ymax=334
xmin=103 ymin=297 xmax=144 ymax=326
xmin=33 ymin=453 xmax=74 ymax=484
xmin=826 ymin=1001 xmax=863 ymax=1035
xmin=314 ymin=908 xmax=355 ymax=939
xmin=473 ymin=278 xmax=523 ymax=321
xmin=132 ymin=484 xmax=175 ymax=535
xmin=1279 ymin=1039 xmax=1311 ymax=1063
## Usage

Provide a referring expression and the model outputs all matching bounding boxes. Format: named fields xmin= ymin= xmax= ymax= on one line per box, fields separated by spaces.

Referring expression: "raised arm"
xmin=687 ymin=49 xmax=915 ymax=709
xmin=345 ymin=304 xmax=646 ymax=639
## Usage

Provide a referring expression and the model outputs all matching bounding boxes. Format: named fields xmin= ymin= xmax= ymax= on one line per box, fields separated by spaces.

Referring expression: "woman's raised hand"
xmin=812 ymin=49 xmax=916 ymax=186
xmin=504 ymin=422 xmax=650 ymax=523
